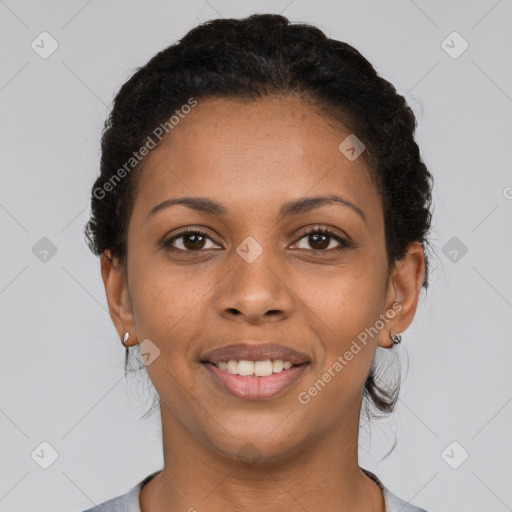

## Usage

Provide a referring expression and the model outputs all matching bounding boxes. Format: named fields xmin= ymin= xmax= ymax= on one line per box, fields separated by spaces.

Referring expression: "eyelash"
xmin=163 ymin=226 xmax=351 ymax=253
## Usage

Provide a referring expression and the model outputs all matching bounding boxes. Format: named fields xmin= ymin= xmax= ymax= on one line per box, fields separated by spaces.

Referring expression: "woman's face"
xmin=104 ymin=96 xmax=420 ymax=461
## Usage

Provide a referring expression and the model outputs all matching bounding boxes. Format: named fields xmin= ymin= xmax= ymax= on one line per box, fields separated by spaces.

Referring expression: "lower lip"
xmin=202 ymin=362 xmax=309 ymax=400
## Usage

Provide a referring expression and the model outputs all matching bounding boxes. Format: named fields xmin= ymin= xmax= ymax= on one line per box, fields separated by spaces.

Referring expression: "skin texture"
xmin=101 ymin=96 xmax=425 ymax=511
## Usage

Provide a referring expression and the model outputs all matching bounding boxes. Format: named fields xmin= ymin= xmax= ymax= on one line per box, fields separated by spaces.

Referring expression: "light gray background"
xmin=1 ymin=1 xmax=511 ymax=511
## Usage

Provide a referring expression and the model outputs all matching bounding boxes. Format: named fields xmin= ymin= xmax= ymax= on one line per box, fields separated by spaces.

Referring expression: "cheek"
xmin=296 ymin=282 xmax=381 ymax=416
xmin=300 ymin=259 xmax=386 ymax=333
xmin=297 ymin=262 xmax=386 ymax=382
xmin=127 ymin=254 xmax=208 ymax=354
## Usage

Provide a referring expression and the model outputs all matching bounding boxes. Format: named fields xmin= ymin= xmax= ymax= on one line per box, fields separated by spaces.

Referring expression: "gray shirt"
xmin=82 ymin=468 xmax=428 ymax=511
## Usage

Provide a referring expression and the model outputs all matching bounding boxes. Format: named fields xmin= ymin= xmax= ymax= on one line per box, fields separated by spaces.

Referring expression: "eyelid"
xmin=295 ymin=224 xmax=348 ymax=237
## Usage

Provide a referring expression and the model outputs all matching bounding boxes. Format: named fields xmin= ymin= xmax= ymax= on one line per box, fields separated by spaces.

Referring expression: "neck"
xmin=139 ymin=402 xmax=385 ymax=512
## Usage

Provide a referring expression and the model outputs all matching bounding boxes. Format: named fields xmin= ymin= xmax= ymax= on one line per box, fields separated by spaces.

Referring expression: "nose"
xmin=215 ymin=245 xmax=294 ymax=324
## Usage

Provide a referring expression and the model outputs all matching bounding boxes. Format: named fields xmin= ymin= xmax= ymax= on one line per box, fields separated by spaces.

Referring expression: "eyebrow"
xmin=147 ymin=194 xmax=366 ymax=223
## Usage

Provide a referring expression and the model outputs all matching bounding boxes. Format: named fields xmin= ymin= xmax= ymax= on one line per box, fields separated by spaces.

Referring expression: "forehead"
xmin=131 ymin=96 xmax=382 ymax=231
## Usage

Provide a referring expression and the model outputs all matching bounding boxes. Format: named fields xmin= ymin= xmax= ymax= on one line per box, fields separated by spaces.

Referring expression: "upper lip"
xmin=201 ymin=343 xmax=310 ymax=365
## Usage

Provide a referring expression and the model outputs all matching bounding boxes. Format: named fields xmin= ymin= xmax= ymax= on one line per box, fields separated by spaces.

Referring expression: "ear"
xmin=378 ymin=242 xmax=426 ymax=349
xmin=100 ymin=251 xmax=137 ymax=346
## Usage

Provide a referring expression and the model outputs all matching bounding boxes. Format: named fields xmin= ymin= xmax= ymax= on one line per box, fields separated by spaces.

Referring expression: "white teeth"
xmin=214 ymin=359 xmax=298 ymax=376
xmin=226 ymin=360 xmax=238 ymax=374
xmin=272 ymin=360 xmax=284 ymax=372
xmin=238 ymin=360 xmax=255 ymax=376
xmin=254 ymin=360 xmax=273 ymax=377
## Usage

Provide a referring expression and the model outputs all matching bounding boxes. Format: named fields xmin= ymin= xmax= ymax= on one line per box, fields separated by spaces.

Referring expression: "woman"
xmin=83 ymin=13 xmax=432 ymax=512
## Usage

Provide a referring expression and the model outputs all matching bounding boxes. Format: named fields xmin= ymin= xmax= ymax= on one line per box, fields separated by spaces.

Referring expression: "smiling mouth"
xmin=203 ymin=359 xmax=305 ymax=377
xmin=201 ymin=360 xmax=310 ymax=400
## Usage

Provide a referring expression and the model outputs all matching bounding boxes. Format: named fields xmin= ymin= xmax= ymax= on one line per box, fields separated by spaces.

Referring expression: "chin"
xmin=199 ymin=421 xmax=311 ymax=467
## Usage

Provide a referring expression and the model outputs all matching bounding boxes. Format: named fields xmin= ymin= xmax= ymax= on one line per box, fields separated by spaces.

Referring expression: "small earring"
xmin=122 ymin=331 xmax=130 ymax=347
xmin=390 ymin=330 xmax=402 ymax=345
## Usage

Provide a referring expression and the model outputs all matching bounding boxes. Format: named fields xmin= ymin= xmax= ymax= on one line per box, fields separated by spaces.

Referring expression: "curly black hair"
xmin=85 ymin=13 xmax=433 ymax=419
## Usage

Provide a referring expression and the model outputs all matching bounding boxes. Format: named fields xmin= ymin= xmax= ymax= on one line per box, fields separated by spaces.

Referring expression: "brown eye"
xmin=294 ymin=228 xmax=349 ymax=251
xmin=164 ymin=229 xmax=220 ymax=252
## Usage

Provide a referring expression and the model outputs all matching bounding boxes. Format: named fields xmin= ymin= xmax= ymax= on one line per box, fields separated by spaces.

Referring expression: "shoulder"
xmin=361 ymin=468 xmax=429 ymax=512
xmin=383 ymin=488 xmax=429 ymax=512
xmin=80 ymin=471 xmax=161 ymax=512
xmin=83 ymin=468 xmax=429 ymax=512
